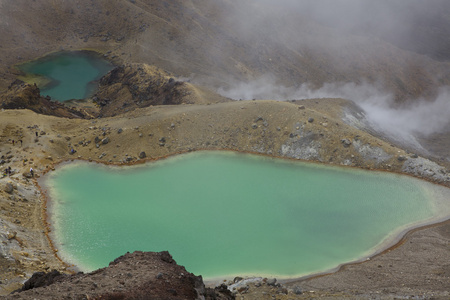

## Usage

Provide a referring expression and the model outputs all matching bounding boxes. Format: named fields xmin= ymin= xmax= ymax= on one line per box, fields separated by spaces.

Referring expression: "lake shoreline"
xmin=38 ymin=150 xmax=450 ymax=287
xmin=15 ymin=50 xmax=114 ymax=102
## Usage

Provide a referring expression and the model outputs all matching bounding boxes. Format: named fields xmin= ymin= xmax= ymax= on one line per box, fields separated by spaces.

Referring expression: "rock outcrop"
xmin=0 ymin=80 xmax=86 ymax=119
xmin=93 ymin=63 xmax=230 ymax=117
xmin=7 ymin=251 xmax=234 ymax=300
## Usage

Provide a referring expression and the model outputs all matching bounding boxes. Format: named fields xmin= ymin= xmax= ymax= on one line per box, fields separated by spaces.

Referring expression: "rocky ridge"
xmin=93 ymin=63 xmax=231 ymax=117
xmin=0 ymin=80 xmax=86 ymax=119
xmin=3 ymin=251 xmax=234 ymax=300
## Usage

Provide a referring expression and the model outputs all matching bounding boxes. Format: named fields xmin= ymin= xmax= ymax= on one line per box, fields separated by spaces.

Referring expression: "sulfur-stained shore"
xmin=1 ymin=97 xmax=449 ymax=299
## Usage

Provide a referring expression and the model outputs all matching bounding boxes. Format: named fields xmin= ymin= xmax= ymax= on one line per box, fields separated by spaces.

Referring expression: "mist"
xmin=210 ymin=0 xmax=450 ymax=146
xmin=217 ymin=79 xmax=450 ymax=144
xmin=246 ymin=0 xmax=450 ymax=56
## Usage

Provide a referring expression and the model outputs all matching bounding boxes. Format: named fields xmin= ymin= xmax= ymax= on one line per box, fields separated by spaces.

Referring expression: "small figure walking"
xmin=35 ymin=132 xmax=38 ymax=137
xmin=12 ymin=140 xmax=15 ymax=146
xmin=30 ymin=167 xmax=34 ymax=177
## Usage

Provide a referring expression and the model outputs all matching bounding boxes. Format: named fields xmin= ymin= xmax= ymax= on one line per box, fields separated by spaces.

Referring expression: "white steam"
xmin=358 ymin=88 xmax=450 ymax=137
xmin=217 ymin=79 xmax=450 ymax=140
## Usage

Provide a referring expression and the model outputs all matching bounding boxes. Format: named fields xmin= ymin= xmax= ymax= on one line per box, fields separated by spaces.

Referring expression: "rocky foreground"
xmin=2 ymin=225 xmax=450 ymax=300
xmin=2 ymin=251 xmax=234 ymax=300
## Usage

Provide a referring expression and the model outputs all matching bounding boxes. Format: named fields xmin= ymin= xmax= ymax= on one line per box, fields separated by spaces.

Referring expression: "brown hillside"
xmin=1 ymin=0 xmax=450 ymax=102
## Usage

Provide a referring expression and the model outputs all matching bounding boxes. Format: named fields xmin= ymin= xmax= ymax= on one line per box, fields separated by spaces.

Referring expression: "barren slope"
xmin=1 ymin=0 xmax=450 ymax=102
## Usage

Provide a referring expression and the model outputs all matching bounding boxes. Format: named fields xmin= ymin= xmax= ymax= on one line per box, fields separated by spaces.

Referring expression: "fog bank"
xmin=211 ymin=1 xmax=450 ymax=149
xmin=217 ymin=79 xmax=450 ymax=142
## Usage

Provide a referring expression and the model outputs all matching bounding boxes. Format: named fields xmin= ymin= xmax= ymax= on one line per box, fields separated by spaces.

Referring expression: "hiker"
xmin=12 ymin=140 xmax=14 ymax=146
xmin=30 ymin=167 xmax=34 ymax=177
xmin=4 ymin=167 xmax=11 ymax=176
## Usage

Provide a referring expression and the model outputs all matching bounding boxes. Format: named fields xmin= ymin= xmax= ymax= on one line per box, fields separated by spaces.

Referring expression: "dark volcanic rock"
xmin=0 ymin=80 xmax=86 ymax=119
xmin=93 ymin=63 xmax=229 ymax=117
xmin=341 ymin=138 xmax=352 ymax=147
xmin=93 ymin=63 xmax=192 ymax=117
xmin=20 ymin=270 xmax=65 ymax=292
xmin=8 ymin=251 xmax=234 ymax=300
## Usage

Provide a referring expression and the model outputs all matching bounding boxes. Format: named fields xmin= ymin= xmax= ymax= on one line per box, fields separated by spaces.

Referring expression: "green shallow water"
xmin=43 ymin=151 xmax=449 ymax=279
xmin=18 ymin=51 xmax=113 ymax=101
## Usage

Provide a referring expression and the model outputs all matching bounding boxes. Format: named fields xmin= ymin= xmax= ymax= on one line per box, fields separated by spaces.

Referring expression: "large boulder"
xmin=4 ymin=182 xmax=14 ymax=194
xmin=21 ymin=270 xmax=65 ymax=291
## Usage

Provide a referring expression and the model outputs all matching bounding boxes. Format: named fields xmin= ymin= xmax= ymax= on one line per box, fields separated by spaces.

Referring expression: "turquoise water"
xmin=44 ymin=152 xmax=447 ymax=279
xmin=18 ymin=51 xmax=113 ymax=101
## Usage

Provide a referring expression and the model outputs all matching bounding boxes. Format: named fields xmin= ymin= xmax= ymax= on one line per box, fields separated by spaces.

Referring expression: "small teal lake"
xmin=43 ymin=152 xmax=450 ymax=279
xmin=17 ymin=51 xmax=113 ymax=101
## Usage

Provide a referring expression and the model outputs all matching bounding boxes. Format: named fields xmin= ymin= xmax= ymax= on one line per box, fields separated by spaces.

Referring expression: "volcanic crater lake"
xmin=42 ymin=152 xmax=450 ymax=279
xmin=17 ymin=51 xmax=113 ymax=101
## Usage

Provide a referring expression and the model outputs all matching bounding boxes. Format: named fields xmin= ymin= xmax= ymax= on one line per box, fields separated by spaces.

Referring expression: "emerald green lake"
xmin=18 ymin=51 xmax=113 ymax=101
xmin=43 ymin=151 xmax=450 ymax=279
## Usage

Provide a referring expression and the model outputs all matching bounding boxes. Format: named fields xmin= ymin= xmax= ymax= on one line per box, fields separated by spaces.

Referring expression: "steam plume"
xmin=217 ymin=79 xmax=450 ymax=141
